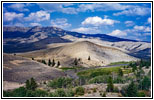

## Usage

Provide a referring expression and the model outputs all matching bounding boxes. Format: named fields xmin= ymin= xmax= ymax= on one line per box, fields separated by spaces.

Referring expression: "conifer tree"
xmin=48 ymin=59 xmax=52 ymax=66
xmin=88 ymin=56 xmax=91 ymax=60
xmin=52 ymin=59 xmax=55 ymax=67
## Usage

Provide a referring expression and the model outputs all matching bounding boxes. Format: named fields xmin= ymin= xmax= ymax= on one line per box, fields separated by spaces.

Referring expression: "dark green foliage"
xmin=126 ymin=81 xmax=138 ymax=97
xmin=137 ymin=91 xmax=146 ymax=97
xmin=88 ymin=75 xmax=109 ymax=84
xmin=88 ymin=56 xmax=91 ymax=60
xmin=106 ymin=76 xmax=114 ymax=92
xmin=26 ymin=80 xmax=31 ymax=90
xmin=57 ymin=61 xmax=60 ymax=67
xmin=41 ymin=60 xmax=46 ymax=65
xmin=139 ymin=76 xmax=151 ymax=90
xmin=118 ymin=68 xmax=123 ymax=76
xmin=74 ymin=58 xmax=78 ymax=66
xmin=26 ymin=78 xmax=37 ymax=91
xmin=4 ymin=87 xmax=27 ymax=97
xmin=54 ymin=89 xmax=67 ymax=97
xmin=75 ymin=86 xmax=85 ymax=96
xmin=48 ymin=59 xmax=52 ymax=66
xmin=102 ymin=92 xmax=106 ymax=97
xmin=48 ymin=77 xmax=73 ymax=89
xmin=3 ymin=91 xmax=13 ymax=97
xmin=52 ymin=59 xmax=56 ymax=67
xmin=139 ymin=59 xmax=151 ymax=68
xmin=79 ymin=76 xmax=86 ymax=85
xmin=33 ymin=89 xmax=48 ymax=97
xmin=25 ymin=90 xmax=36 ymax=97
xmin=66 ymin=89 xmax=75 ymax=97
xmin=48 ymin=89 xmax=75 ymax=97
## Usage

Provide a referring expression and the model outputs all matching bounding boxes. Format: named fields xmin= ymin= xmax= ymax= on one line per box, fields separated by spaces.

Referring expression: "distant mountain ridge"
xmin=3 ymin=26 xmax=151 ymax=59
xmin=4 ymin=26 xmax=138 ymax=42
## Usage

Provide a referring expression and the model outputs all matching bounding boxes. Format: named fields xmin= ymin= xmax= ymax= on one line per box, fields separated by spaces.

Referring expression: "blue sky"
xmin=3 ymin=3 xmax=151 ymax=42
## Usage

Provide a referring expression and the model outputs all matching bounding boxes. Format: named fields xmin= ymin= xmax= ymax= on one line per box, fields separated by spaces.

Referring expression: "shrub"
xmin=3 ymin=87 xmax=27 ymax=97
xmin=26 ymin=78 xmax=38 ymax=91
xmin=124 ymin=81 xmax=138 ymax=97
xmin=75 ymin=86 xmax=85 ymax=96
xmin=106 ymin=76 xmax=114 ymax=92
xmin=137 ymin=91 xmax=146 ymax=97
xmin=66 ymin=89 xmax=75 ymax=97
xmin=54 ymin=89 xmax=67 ymax=97
xmin=48 ymin=77 xmax=73 ymax=89
xmin=139 ymin=76 xmax=151 ymax=90
xmin=33 ymin=89 xmax=48 ymax=97
xmin=88 ymin=75 xmax=109 ymax=84
xmin=118 ymin=69 xmax=123 ymax=76
xmin=93 ymin=88 xmax=97 ymax=93
xmin=102 ymin=92 xmax=106 ymax=97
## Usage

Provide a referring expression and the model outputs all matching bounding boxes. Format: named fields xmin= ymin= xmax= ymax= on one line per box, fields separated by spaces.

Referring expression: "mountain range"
xmin=3 ymin=26 xmax=151 ymax=59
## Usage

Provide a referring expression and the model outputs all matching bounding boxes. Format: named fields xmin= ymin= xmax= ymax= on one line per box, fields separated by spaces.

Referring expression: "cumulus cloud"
xmin=81 ymin=16 xmax=119 ymax=26
xmin=71 ymin=27 xmax=101 ymax=34
xmin=51 ymin=18 xmax=71 ymax=29
xmin=77 ymin=3 xmax=131 ymax=12
xmin=108 ymin=29 xmax=127 ymax=37
xmin=30 ymin=23 xmax=41 ymax=26
xmin=133 ymin=25 xmax=151 ymax=32
xmin=4 ymin=12 xmax=24 ymax=21
xmin=113 ymin=7 xmax=151 ymax=16
xmin=25 ymin=10 xmax=50 ymax=22
xmin=124 ymin=21 xmax=134 ymax=27
xmin=38 ymin=3 xmax=77 ymax=14
xmin=8 ymin=3 xmax=29 ymax=12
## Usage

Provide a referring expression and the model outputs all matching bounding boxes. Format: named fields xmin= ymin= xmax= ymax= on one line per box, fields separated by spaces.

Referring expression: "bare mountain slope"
xmin=3 ymin=53 xmax=66 ymax=84
xmin=19 ymin=41 xmax=138 ymax=67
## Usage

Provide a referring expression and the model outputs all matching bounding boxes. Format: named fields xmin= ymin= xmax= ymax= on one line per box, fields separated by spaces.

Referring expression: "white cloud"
xmin=71 ymin=27 xmax=101 ymax=34
xmin=25 ymin=10 xmax=50 ymax=22
xmin=114 ymin=7 xmax=151 ymax=16
xmin=133 ymin=25 xmax=151 ymax=32
xmin=148 ymin=17 xmax=151 ymax=23
xmin=51 ymin=18 xmax=71 ymax=29
xmin=4 ymin=12 xmax=24 ymax=21
xmin=108 ymin=29 xmax=127 ymax=37
xmin=37 ymin=3 xmax=77 ymax=14
xmin=134 ymin=25 xmax=145 ymax=31
xmin=30 ymin=23 xmax=41 ymax=26
xmin=8 ymin=3 xmax=29 ymax=12
xmin=77 ymin=3 xmax=130 ymax=12
xmin=124 ymin=21 xmax=134 ymax=27
xmin=81 ymin=16 xmax=119 ymax=26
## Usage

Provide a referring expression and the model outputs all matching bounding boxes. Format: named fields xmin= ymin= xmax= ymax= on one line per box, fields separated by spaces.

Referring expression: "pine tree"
xmin=42 ymin=60 xmax=46 ymax=65
xmin=48 ymin=59 xmax=52 ymax=66
xmin=106 ymin=76 xmax=114 ymax=92
xmin=118 ymin=68 xmax=123 ymax=76
xmin=57 ymin=61 xmax=60 ymax=67
xmin=52 ymin=59 xmax=55 ymax=67
xmin=25 ymin=78 xmax=37 ymax=91
xmin=88 ymin=56 xmax=91 ymax=60
xmin=126 ymin=81 xmax=138 ymax=97
xmin=30 ymin=77 xmax=37 ymax=91
xmin=26 ymin=80 xmax=30 ymax=90
xmin=74 ymin=58 xmax=78 ymax=66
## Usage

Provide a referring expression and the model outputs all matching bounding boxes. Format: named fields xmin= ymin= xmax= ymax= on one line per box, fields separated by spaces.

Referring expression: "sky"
xmin=3 ymin=3 xmax=151 ymax=42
